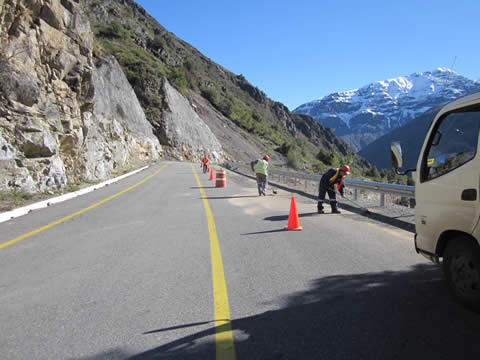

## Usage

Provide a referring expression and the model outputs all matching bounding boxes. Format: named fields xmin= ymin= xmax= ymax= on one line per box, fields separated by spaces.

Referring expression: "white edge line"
xmin=0 ymin=166 xmax=150 ymax=224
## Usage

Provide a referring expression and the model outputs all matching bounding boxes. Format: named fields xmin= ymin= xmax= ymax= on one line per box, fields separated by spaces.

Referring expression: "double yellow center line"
xmin=2 ymin=163 xmax=236 ymax=359
xmin=192 ymin=165 xmax=237 ymax=360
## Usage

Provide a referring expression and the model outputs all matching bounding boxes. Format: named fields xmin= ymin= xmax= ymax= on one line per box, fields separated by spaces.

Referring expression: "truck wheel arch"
xmin=436 ymin=230 xmax=478 ymax=257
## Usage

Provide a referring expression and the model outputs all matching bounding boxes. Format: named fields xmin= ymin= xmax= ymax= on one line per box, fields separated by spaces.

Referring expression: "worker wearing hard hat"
xmin=202 ymin=154 xmax=209 ymax=174
xmin=252 ymin=155 xmax=270 ymax=196
xmin=317 ymin=165 xmax=350 ymax=214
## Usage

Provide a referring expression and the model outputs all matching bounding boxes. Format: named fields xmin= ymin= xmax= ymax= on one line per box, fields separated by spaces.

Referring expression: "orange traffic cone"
xmin=285 ymin=195 xmax=303 ymax=231
xmin=209 ymin=169 xmax=214 ymax=181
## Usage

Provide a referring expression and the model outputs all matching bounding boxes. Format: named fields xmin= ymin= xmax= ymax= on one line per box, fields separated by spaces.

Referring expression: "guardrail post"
xmin=254 ymin=167 xmax=414 ymax=204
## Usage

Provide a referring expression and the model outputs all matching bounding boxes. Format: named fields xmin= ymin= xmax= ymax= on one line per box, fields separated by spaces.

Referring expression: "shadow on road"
xmin=75 ymin=264 xmax=480 ymax=359
xmin=263 ymin=212 xmax=319 ymax=222
xmin=226 ymin=167 xmax=416 ymax=233
xmin=143 ymin=320 xmax=222 ymax=335
xmin=240 ymin=229 xmax=288 ymax=236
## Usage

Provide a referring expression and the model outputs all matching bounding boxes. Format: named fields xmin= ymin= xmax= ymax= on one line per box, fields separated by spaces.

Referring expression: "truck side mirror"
xmin=390 ymin=141 xmax=416 ymax=175
xmin=390 ymin=141 xmax=404 ymax=169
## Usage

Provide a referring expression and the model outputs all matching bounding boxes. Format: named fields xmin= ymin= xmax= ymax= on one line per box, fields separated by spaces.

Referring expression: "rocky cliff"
xmin=83 ymin=0 xmax=365 ymax=170
xmin=0 ymin=0 xmax=372 ymax=196
xmin=0 ymin=0 xmax=226 ymax=194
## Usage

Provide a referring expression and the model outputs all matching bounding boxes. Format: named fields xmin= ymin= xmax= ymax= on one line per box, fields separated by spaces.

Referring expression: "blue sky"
xmin=136 ymin=0 xmax=479 ymax=110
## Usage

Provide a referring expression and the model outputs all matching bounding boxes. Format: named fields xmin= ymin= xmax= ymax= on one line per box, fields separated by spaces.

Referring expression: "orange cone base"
xmin=285 ymin=226 xmax=303 ymax=231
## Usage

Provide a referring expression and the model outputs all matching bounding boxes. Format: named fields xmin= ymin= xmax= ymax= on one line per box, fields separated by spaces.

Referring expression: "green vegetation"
xmin=97 ymin=38 xmax=166 ymax=85
xmin=65 ymin=183 xmax=80 ymax=193
xmin=93 ymin=19 xmax=167 ymax=88
xmin=286 ymin=149 xmax=301 ymax=170
xmin=94 ymin=20 xmax=128 ymax=40
xmin=0 ymin=191 xmax=34 ymax=211
xmin=168 ymin=67 xmax=187 ymax=93
xmin=0 ymin=191 xmax=32 ymax=203
xmin=86 ymin=4 xmax=374 ymax=177
xmin=200 ymin=86 xmax=288 ymax=146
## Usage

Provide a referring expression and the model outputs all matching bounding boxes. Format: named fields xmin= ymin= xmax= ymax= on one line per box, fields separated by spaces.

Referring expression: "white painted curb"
xmin=0 ymin=166 xmax=149 ymax=224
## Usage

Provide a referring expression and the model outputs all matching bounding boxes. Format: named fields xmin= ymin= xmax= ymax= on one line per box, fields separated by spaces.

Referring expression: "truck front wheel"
xmin=443 ymin=237 xmax=480 ymax=312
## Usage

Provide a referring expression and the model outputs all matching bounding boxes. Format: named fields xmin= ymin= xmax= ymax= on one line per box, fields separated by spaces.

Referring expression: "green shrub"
xmin=148 ymin=95 xmax=163 ymax=109
xmin=98 ymin=39 xmax=166 ymax=86
xmin=316 ymin=148 xmax=331 ymax=164
xmin=316 ymin=149 xmax=343 ymax=166
xmin=365 ymin=166 xmax=380 ymax=179
xmin=287 ymin=148 xmax=301 ymax=170
xmin=168 ymin=67 xmax=187 ymax=92
xmin=94 ymin=21 xmax=127 ymax=40
xmin=151 ymin=35 xmax=167 ymax=50
xmin=201 ymin=88 xmax=218 ymax=105
xmin=218 ymin=98 xmax=234 ymax=117
xmin=184 ymin=58 xmax=196 ymax=72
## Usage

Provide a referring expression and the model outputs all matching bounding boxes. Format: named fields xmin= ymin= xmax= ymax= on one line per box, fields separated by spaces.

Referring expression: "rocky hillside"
xmin=0 ymin=0 xmax=369 ymax=195
xmin=294 ymin=69 xmax=480 ymax=152
xmin=0 ymin=0 xmax=162 ymax=194
xmin=83 ymin=0 xmax=368 ymax=167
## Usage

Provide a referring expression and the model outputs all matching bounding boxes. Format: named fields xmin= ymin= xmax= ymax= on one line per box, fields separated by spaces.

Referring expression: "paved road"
xmin=1 ymin=161 xmax=479 ymax=360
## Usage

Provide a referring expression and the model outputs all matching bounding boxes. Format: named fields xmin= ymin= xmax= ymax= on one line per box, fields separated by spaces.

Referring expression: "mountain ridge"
xmin=294 ymin=68 xmax=480 ymax=152
xmin=0 ymin=0 xmax=372 ymax=195
xmin=84 ymin=0 xmax=370 ymax=169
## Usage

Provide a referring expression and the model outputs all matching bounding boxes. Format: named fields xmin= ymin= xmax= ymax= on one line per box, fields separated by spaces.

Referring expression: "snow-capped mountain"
xmin=293 ymin=68 xmax=480 ymax=151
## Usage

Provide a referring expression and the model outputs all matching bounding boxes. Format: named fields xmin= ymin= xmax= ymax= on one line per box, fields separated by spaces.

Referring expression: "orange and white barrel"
xmin=215 ymin=169 xmax=227 ymax=188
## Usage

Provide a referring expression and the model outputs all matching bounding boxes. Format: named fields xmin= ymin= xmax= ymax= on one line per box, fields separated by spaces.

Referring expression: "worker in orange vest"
xmin=317 ymin=165 xmax=350 ymax=214
xmin=202 ymin=154 xmax=209 ymax=174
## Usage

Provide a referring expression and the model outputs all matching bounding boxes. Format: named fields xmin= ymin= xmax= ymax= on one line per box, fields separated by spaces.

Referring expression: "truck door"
xmin=415 ymin=105 xmax=480 ymax=254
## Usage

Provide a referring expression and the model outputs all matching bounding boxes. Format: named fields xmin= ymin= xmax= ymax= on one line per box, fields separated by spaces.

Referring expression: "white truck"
xmin=390 ymin=91 xmax=480 ymax=311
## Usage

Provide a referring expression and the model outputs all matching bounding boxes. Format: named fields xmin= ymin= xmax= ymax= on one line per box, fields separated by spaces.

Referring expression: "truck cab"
xmin=391 ymin=92 xmax=480 ymax=311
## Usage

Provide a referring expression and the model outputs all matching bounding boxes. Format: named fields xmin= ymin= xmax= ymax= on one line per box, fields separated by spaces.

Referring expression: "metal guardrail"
xmin=226 ymin=161 xmax=415 ymax=207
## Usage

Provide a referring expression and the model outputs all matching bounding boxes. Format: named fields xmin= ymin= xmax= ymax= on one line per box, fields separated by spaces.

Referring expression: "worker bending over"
xmin=317 ymin=165 xmax=350 ymax=214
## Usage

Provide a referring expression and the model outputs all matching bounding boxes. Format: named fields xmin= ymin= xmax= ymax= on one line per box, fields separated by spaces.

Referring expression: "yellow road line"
xmin=192 ymin=165 xmax=236 ymax=360
xmin=0 ymin=164 xmax=168 ymax=249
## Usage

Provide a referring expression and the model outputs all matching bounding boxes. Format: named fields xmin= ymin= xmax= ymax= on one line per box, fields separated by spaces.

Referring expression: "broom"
xmin=337 ymin=190 xmax=370 ymax=215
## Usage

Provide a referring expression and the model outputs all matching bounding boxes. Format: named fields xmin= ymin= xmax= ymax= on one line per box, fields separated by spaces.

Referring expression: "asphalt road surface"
xmin=1 ymin=161 xmax=479 ymax=360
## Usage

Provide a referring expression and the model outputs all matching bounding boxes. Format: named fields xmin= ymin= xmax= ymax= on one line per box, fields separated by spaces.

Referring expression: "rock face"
xmin=159 ymin=80 xmax=223 ymax=161
xmin=294 ymin=68 xmax=480 ymax=152
xmin=83 ymin=0 xmax=359 ymax=168
xmin=0 ymin=0 xmax=226 ymax=194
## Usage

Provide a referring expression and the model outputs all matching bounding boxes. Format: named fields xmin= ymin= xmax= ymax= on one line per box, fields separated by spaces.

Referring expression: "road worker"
xmin=317 ymin=165 xmax=350 ymax=214
xmin=202 ymin=154 xmax=209 ymax=174
xmin=252 ymin=155 xmax=270 ymax=196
